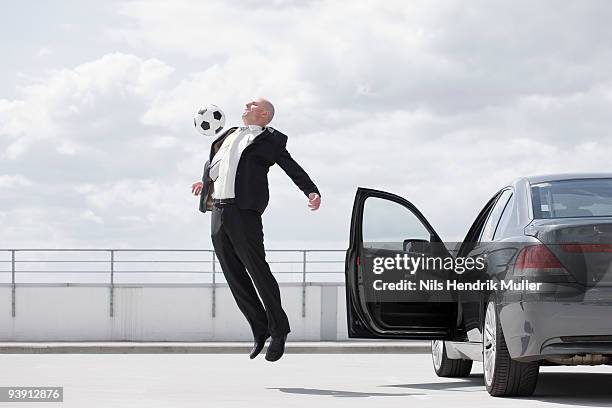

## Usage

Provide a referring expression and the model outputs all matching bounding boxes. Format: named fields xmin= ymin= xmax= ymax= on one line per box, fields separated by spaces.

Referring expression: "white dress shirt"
xmin=209 ymin=125 xmax=264 ymax=199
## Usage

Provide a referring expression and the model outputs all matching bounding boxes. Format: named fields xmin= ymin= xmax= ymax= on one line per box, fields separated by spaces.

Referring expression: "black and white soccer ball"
xmin=193 ymin=105 xmax=226 ymax=137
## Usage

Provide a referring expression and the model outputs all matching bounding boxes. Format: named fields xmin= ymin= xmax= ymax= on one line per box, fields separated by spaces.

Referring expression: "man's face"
xmin=242 ymin=99 xmax=267 ymax=125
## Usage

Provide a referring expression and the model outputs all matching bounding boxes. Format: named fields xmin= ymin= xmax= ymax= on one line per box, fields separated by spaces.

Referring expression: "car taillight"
xmin=513 ymin=244 xmax=575 ymax=283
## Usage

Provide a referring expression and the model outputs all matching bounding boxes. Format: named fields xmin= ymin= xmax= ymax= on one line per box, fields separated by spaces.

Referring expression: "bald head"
xmin=258 ymin=98 xmax=275 ymax=123
xmin=242 ymin=97 xmax=275 ymax=126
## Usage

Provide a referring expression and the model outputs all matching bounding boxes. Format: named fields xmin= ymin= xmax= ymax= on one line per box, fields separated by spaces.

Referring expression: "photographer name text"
xmin=373 ymin=279 xmax=542 ymax=291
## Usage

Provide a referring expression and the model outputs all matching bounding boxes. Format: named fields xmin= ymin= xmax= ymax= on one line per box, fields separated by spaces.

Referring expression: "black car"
xmin=345 ymin=173 xmax=612 ymax=397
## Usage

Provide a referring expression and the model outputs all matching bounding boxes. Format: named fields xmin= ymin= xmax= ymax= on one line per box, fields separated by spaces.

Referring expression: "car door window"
xmin=492 ymin=193 xmax=514 ymax=240
xmin=479 ymin=189 xmax=512 ymax=243
xmin=362 ymin=196 xmax=431 ymax=251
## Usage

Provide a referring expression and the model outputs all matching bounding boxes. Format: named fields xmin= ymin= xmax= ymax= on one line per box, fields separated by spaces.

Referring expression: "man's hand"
xmin=192 ymin=181 xmax=203 ymax=196
xmin=308 ymin=192 xmax=321 ymax=211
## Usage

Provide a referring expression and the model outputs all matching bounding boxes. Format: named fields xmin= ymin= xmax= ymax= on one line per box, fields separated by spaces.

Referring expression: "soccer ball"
xmin=193 ymin=105 xmax=226 ymax=137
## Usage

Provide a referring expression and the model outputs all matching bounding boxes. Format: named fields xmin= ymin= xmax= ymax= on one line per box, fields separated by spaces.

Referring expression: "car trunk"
xmin=527 ymin=218 xmax=612 ymax=286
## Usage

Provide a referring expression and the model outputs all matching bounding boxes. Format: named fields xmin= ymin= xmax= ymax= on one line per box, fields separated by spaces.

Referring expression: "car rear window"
xmin=531 ymin=179 xmax=612 ymax=219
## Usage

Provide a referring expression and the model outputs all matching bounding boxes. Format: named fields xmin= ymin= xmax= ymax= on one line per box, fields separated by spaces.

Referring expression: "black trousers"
xmin=211 ymin=204 xmax=290 ymax=338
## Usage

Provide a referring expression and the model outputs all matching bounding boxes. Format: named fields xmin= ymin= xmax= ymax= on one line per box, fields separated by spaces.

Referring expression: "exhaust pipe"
xmin=546 ymin=354 xmax=610 ymax=365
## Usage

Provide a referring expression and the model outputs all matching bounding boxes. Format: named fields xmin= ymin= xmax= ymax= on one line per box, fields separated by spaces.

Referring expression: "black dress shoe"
xmin=249 ymin=333 xmax=270 ymax=359
xmin=265 ymin=334 xmax=287 ymax=362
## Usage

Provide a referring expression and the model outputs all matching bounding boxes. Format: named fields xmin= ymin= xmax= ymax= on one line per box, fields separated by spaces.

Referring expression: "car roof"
xmin=520 ymin=173 xmax=612 ymax=185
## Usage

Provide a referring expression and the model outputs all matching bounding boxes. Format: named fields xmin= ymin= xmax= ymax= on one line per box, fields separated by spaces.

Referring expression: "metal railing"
xmin=0 ymin=249 xmax=346 ymax=318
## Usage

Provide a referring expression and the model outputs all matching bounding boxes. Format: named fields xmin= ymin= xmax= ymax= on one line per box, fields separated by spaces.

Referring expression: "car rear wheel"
xmin=483 ymin=300 xmax=539 ymax=397
xmin=431 ymin=340 xmax=473 ymax=377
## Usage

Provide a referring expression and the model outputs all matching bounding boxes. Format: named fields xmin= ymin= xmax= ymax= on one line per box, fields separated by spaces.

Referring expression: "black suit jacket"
xmin=199 ymin=126 xmax=320 ymax=214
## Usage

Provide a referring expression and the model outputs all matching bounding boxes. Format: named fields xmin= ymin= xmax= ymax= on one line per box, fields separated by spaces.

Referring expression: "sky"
xmin=2 ymin=0 xmax=612 ymax=252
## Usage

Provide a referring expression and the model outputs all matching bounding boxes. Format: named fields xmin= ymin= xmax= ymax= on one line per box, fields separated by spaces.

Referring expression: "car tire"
xmin=431 ymin=340 xmax=473 ymax=377
xmin=483 ymin=300 xmax=539 ymax=397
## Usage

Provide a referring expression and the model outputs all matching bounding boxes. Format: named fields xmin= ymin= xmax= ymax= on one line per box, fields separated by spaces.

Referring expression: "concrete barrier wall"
xmin=0 ymin=284 xmax=349 ymax=341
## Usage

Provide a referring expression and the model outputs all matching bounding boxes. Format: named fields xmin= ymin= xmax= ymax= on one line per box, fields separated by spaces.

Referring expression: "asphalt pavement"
xmin=2 ymin=351 xmax=612 ymax=407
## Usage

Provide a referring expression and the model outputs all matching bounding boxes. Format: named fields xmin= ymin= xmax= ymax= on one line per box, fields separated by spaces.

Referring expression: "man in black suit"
xmin=192 ymin=98 xmax=321 ymax=362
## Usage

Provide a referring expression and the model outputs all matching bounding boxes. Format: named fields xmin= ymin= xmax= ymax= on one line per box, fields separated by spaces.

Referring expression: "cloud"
xmin=1 ymin=53 xmax=175 ymax=159
xmin=0 ymin=53 xmax=205 ymax=248
xmin=4 ymin=1 xmax=612 ymax=250
xmin=0 ymin=174 xmax=32 ymax=188
xmin=35 ymin=47 xmax=53 ymax=58
xmin=108 ymin=0 xmax=612 ymax=116
xmin=79 ymin=209 xmax=104 ymax=224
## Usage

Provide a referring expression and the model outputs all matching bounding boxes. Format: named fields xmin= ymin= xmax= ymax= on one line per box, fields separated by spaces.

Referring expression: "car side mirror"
xmin=403 ymin=238 xmax=431 ymax=254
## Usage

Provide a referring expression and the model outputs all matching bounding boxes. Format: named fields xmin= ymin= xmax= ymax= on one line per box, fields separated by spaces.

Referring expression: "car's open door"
xmin=345 ymin=187 xmax=457 ymax=339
